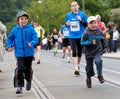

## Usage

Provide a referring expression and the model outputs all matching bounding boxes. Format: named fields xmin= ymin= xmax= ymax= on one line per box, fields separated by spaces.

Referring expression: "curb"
xmin=102 ymin=56 xmax=120 ymax=60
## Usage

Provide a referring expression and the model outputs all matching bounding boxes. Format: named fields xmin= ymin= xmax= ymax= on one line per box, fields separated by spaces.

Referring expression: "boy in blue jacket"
xmin=6 ymin=11 xmax=38 ymax=94
xmin=81 ymin=16 xmax=107 ymax=88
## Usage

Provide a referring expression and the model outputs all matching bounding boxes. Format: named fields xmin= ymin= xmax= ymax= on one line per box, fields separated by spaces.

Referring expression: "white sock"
xmin=74 ymin=66 xmax=78 ymax=71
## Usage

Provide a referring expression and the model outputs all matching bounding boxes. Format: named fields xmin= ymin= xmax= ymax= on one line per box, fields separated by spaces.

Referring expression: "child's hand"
xmin=92 ymin=40 xmax=96 ymax=45
xmin=7 ymin=47 xmax=14 ymax=52
xmin=103 ymin=48 xmax=107 ymax=53
xmin=28 ymin=42 xmax=32 ymax=47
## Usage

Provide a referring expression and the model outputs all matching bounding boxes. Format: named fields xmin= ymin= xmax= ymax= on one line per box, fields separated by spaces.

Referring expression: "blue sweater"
xmin=6 ymin=24 xmax=38 ymax=57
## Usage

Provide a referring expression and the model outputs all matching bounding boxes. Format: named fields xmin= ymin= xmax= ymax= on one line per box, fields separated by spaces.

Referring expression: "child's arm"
xmin=81 ymin=33 xmax=92 ymax=46
xmin=6 ymin=29 xmax=15 ymax=51
xmin=81 ymin=35 xmax=104 ymax=46
xmin=101 ymin=37 xmax=107 ymax=53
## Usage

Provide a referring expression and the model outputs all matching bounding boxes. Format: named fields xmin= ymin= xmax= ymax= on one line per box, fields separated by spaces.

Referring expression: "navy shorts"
xmin=62 ymin=38 xmax=70 ymax=47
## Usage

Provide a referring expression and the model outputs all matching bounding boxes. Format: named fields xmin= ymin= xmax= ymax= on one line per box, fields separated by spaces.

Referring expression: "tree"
xmin=27 ymin=0 xmax=73 ymax=36
xmin=108 ymin=0 xmax=120 ymax=8
xmin=0 ymin=0 xmax=34 ymax=33
xmin=108 ymin=8 xmax=120 ymax=27
xmin=75 ymin=0 xmax=109 ymax=23
xmin=1 ymin=0 xmax=120 ymax=35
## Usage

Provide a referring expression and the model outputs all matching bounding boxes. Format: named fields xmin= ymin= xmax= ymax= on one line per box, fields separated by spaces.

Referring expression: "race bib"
xmin=53 ymin=35 xmax=58 ymax=39
xmin=63 ymin=29 xmax=69 ymax=36
xmin=70 ymin=21 xmax=80 ymax=32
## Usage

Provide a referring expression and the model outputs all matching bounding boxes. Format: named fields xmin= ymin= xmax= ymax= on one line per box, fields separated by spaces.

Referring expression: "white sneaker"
xmin=67 ymin=57 xmax=70 ymax=63
xmin=62 ymin=53 xmax=66 ymax=58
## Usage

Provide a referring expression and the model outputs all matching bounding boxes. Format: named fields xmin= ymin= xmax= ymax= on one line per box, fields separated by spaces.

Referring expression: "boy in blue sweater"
xmin=6 ymin=11 xmax=38 ymax=94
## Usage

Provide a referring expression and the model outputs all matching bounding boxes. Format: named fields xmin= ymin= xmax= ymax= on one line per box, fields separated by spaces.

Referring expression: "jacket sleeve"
xmin=30 ymin=28 xmax=38 ymax=47
xmin=101 ymin=36 xmax=107 ymax=49
xmin=6 ymin=29 xmax=15 ymax=48
xmin=81 ymin=33 xmax=92 ymax=46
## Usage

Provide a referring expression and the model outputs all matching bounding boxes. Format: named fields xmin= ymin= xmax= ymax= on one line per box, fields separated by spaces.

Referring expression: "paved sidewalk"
xmin=103 ymin=51 xmax=120 ymax=59
xmin=0 ymin=52 xmax=37 ymax=99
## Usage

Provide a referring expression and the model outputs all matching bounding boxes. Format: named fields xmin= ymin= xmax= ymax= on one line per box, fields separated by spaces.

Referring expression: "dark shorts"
xmin=62 ymin=38 xmax=70 ymax=47
xmin=53 ymin=39 xmax=58 ymax=45
xmin=34 ymin=38 xmax=42 ymax=48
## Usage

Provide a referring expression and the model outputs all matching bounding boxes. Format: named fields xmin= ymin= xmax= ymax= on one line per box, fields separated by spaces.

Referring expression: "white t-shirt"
xmin=113 ymin=31 xmax=119 ymax=40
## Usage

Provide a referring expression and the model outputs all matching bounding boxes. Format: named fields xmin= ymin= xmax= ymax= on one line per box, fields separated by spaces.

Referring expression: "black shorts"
xmin=62 ymin=38 xmax=70 ymax=47
xmin=53 ymin=39 xmax=58 ymax=45
xmin=34 ymin=38 xmax=41 ymax=48
xmin=69 ymin=38 xmax=82 ymax=57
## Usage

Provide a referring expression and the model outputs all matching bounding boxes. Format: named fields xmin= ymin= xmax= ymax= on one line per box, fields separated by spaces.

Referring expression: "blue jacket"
xmin=6 ymin=24 xmax=38 ymax=57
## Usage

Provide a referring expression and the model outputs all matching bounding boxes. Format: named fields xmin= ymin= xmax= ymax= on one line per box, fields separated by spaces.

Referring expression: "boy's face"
xmin=18 ymin=16 xmax=28 ymax=27
xmin=88 ymin=21 xmax=97 ymax=30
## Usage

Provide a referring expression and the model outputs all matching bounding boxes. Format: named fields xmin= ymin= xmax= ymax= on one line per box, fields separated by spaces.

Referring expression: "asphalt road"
xmin=32 ymin=50 xmax=120 ymax=99
xmin=0 ymin=50 xmax=120 ymax=99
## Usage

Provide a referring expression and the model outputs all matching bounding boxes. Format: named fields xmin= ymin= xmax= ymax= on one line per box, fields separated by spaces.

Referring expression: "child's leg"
xmin=24 ymin=56 xmax=33 ymax=82
xmin=17 ymin=57 xmax=25 ymax=87
xmin=24 ymin=56 xmax=33 ymax=90
xmin=85 ymin=57 xmax=95 ymax=78
xmin=94 ymin=53 xmax=105 ymax=83
xmin=85 ymin=57 xmax=94 ymax=88
xmin=94 ymin=53 xmax=103 ymax=76
xmin=16 ymin=57 xmax=24 ymax=94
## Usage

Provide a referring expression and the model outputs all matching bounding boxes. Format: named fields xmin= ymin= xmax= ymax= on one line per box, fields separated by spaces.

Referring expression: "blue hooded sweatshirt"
xmin=6 ymin=23 xmax=38 ymax=57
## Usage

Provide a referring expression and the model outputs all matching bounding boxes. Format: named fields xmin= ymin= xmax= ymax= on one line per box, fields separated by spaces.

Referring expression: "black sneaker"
xmin=16 ymin=86 xmax=22 ymax=94
xmin=37 ymin=60 xmax=40 ymax=64
xmin=98 ymin=75 xmax=105 ymax=83
xmin=86 ymin=78 xmax=92 ymax=88
xmin=68 ymin=60 xmax=70 ymax=63
xmin=26 ymin=82 xmax=31 ymax=91
xmin=74 ymin=67 xmax=80 ymax=75
xmin=74 ymin=70 xmax=80 ymax=75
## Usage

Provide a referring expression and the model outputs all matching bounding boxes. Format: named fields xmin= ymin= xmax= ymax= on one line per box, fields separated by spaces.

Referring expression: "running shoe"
xmin=86 ymin=78 xmax=92 ymax=88
xmin=16 ymin=86 xmax=23 ymax=94
xmin=74 ymin=66 xmax=80 ymax=75
xmin=67 ymin=57 xmax=70 ymax=63
xmin=26 ymin=81 xmax=31 ymax=91
xmin=98 ymin=75 xmax=105 ymax=83
xmin=37 ymin=60 xmax=40 ymax=64
xmin=62 ymin=54 xmax=65 ymax=58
